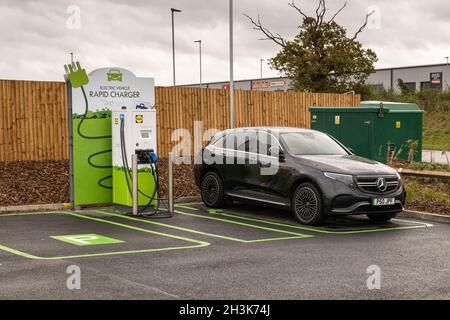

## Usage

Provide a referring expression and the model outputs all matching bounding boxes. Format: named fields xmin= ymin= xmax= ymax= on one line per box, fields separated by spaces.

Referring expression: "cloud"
xmin=0 ymin=0 xmax=449 ymax=85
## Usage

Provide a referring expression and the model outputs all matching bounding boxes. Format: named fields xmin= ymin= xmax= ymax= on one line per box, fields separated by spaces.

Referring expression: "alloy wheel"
xmin=294 ymin=187 xmax=318 ymax=222
xmin=201 ymin=174 xmax=220 ymax=206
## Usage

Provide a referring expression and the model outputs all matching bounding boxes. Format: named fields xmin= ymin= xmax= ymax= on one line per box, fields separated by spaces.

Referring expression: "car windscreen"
xmin=280 ymin=132 xmax=348 ymax=156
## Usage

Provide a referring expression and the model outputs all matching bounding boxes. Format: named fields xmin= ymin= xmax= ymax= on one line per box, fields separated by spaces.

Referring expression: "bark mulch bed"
xmin=0 ymin=160 xmax=199 ymax=207
xmin=1 ymin=161 xmax=448 ymax=217
xmin=0 ymin=161 xmax=70 ymax=206
xmin=154 ymin=159 xmax=200 ymax=198
xmin=403 ymin=176 xmax=450 ymax=216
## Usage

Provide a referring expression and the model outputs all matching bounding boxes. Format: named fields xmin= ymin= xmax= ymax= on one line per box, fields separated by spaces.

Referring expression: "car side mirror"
xmin=279 ymin=150 xmax=286 ymax=162
xmin=270 ymin=146 xmax=286 ymax=162
xmin=269 ymin=146 xmax=279 ymax=155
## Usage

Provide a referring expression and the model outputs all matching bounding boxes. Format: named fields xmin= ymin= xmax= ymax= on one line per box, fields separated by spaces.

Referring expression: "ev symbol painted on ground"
xmin=51 ymin=234 xmax=125 ymax=246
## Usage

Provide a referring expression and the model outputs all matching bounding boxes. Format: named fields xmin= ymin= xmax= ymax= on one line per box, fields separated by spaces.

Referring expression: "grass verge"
xmin=393 ymin=160 xmax=450 ymax=172
xmin=423 ymin=111 xmax=450 ymax=150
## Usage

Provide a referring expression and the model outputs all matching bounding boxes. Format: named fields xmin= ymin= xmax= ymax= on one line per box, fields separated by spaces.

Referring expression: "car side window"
xmin=244 ymin=138 xmax=258 ymax=153
xmin=236 ymin=131 xmax=257 ymax=153
xmin=223 ymin=133 xmax=237 ymax=150
xmin=257 ymin=132 xmax=280 ymax=156
xmin=211 ymin=135 xmax=225 ymax=148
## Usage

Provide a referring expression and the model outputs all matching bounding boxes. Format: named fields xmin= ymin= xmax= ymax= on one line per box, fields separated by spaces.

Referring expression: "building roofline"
xmin=178 ymin=62 xmax=450 ymax=87
xmin=178 ymin=76 xmax=289 ymax=87
xmin=374 ymin=62 xmax=449 ymax=72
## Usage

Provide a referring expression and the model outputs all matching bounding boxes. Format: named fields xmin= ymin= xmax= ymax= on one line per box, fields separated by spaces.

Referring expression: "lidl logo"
xmin=135 ymin=115 xmax=143 ymax=123
xmin=51 ymin=234 xmax=125 ymax=246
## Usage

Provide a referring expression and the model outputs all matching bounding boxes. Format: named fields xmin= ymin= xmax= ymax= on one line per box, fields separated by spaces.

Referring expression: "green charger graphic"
xmin=66 ymin=62 xmax=113 ymax=204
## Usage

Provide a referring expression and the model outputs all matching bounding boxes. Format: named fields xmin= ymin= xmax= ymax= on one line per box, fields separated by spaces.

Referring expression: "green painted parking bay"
xmin=175 ymin=203 xmax=432 ymax=235
xmin=0 ymin=203 xmax=432 ymax=260
xmin=95 ymin=209 xmax=312 ymax=243
xmin=0 ymin=212 xmax=208 ymax=260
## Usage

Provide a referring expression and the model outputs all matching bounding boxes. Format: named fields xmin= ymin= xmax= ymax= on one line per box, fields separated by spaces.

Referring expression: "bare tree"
xmin=245 ymin=1 xmax=375 ymax=47
xmin=244 ymin=0 xmax=378 ymax=92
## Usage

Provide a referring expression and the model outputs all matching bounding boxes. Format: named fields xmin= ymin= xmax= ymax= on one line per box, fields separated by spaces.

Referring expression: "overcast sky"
xmin=1 ymin=0 xmax=450 ymax=85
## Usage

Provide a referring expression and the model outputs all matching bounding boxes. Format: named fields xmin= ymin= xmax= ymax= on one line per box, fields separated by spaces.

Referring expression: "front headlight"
xmin=324 ymin=172 xmax=355 ymax=186
xmin=395 ymin=170 xmax=403 ymax=184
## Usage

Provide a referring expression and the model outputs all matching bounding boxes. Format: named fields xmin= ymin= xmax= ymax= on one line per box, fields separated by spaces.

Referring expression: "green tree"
xmin=397 ymin=79 xmax=414 ymax=96
xmin=245 ymin=1 xmax=378 ymax=92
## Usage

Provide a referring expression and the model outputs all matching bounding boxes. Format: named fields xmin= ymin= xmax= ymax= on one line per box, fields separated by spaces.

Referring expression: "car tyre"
xmin=292 ymin=183 xmax=325 ymax=225
xmin=367 ymin=213 xmax=397 ymax=222
xmin=200 ymin=171 xmax=227 ymax=208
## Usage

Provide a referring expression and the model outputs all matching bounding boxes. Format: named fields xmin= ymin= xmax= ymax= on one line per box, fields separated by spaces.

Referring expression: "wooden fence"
xmin=0 ymin=80 xmax=360 ymax=161
xmin=0 ymin=80 xmax=68 ymax=162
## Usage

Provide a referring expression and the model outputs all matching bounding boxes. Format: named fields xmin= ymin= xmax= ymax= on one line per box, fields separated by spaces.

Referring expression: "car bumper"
xmin=317 ymin=177 xmax=405 ymax=216
xmin=330 ymin=199 xmax=404 ymax=215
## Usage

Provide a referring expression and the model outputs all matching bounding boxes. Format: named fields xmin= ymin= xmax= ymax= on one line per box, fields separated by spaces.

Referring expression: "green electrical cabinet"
xmin=309 ymin=101 xmax=424 ymax=163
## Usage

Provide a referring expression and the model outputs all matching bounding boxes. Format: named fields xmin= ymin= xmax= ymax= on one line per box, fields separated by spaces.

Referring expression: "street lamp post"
xmin=260 ymin=58 xmax=265 ymax=90
xmin=171 ymin=8 xmax=182 ymax=86
xmin=195 ymin=40 xmax=202 ymax=86
xmin=229 ymin=0 xmax=234 ymax=128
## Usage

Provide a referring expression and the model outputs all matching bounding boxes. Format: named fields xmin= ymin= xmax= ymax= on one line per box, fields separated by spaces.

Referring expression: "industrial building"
xmin=181 ymin=63 xmax=450 ymax=93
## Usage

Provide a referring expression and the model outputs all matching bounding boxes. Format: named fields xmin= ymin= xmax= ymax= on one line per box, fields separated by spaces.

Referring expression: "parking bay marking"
xmin=0 ymin=212 xmax=209 ymax=260
xmin=95 ymin=209 xmax=313 ymax=243
xmin=176 ymin=205 xmax=432 ymax=235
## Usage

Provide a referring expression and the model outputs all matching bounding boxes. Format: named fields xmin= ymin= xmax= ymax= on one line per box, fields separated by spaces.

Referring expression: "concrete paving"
xmin=0 ymin=203 xmax=448 ymax=300
xmin=422 ymin=149 xmax=450 ymax=165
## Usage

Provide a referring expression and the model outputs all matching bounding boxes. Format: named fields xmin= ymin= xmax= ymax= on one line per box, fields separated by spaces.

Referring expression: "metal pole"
xmin=260 ymin=59 xmax=264 ymax=91
xmin=195 ymin=40 xmax=202 ymax=86
xmin=168 ymin=152 xmax=174 ymax=214
xmin=199 ymin=41 xmax=202 ymax=86
xmin=66 ymin=82 xmax=74 ymax=207
xmin=229 ymin=0 xmax=234 ymax=128
xmin=171 ymin=10 xmax=176 ymax=86
xmin=171 ymin=8 xmax=182 ymax=86
xmin=132 ymin=154 xmax=138 ymax=216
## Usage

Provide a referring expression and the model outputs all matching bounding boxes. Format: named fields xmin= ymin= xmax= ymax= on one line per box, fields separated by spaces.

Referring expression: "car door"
xmin=204 ymin=133 xmax=226 ymax=179
xmin=220 ymin=131 xmax=248 ymax=190
xmin=235 ymin=130 xmax=258 ymax=189
xmin=245 ymin=131 xmax=290 ymax=197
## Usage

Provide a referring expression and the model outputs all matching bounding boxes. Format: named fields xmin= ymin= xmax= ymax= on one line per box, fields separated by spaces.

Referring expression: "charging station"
xmin=65 ymin=63 xmax=174 ymax=217
xmin=112 ymin=105 xmax=158 ymax=209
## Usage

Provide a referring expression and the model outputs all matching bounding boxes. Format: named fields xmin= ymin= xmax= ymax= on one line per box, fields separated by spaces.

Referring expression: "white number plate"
xmin=371 ymin=198 xmax=395 ymax=206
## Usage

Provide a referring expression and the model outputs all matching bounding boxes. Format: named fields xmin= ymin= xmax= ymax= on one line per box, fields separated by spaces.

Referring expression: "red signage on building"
xmin=430 ymin=72 xmax=443 ymax=89
xmin=252 ymin=81 xmax=270 ymax=89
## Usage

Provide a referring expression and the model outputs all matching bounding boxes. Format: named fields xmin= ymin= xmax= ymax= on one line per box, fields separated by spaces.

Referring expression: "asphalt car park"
xmin=0 ymin=203 xmax=448 ymax=299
